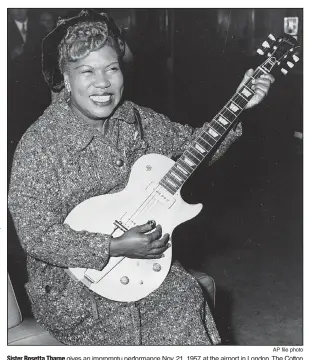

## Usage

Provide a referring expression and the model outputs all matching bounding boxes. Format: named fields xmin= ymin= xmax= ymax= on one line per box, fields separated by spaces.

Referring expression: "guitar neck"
xmin=159 ymin=61 xmax=275 ymax=195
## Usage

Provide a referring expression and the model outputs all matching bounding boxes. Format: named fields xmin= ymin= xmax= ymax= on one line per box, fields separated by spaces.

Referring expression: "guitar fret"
xmin=160 ymin=178 xmax=176 ymax=193
xmin=230 ymin=100 xmax=243 ymax=112
xmin=258 ymin=65 xmax=269 ymax=74
xmin=232 ymin=95 xmax=247 ymax=110
xmin=200 ymin=133 xmax=215 ymax=148
xmin=171 ymin=166 xmax=187 ymax=181
xmin=207 ymin=126 xmax=220 ymax=140
xmin=178 ymin=158 xmax=194 ymax=172
xmin=236 ymin=91 xmax=248 ymax=102
xmin=211 ymin=119 xmax=226 ymax=133
xmin=216 ymin=114 xmax=231 ymax=126
xmin=170 ymin=170 xmax=185 ymax=183
xmin=221 ymin=108 xmax=236 ymax=122
xmin=183 ymin=154 xmax=198 ymax=166
xmin=194 ymin=142 xmax=208 ymax=155
xmin=166 ymin=175 xmax=182 ymax=189
xmin=213 ymin=118 xmax=228 ymax=132
xmin=175 ymin=163 xmax=189 ymax=176
xmin=243 ymin=85 xmax=254 ymax=97
xmin=187 ymin=147 xmax=203 ymax=161
xmin=180 ymin=156 xmax=196 ymax=169
xmin=224 ymin=105 xmax=238 ymax=120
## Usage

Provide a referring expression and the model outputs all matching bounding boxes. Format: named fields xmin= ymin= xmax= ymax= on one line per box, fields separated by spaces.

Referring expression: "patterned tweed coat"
xmin=8 ymin=91 xmax=241 ymax=345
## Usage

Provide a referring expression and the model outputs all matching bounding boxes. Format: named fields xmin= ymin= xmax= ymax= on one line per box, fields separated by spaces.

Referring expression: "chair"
xmin=7 ymin=274 xmax=62 ymax=345
xmin=8 ymin=270 xmax=215 ymax=345
xmin=188 ymin=269 xmax=216 ymax=307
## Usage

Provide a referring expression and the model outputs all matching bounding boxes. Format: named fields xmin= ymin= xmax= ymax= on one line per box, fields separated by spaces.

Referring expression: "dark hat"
xmin=42 ymin=9 xmax=123 ymax=91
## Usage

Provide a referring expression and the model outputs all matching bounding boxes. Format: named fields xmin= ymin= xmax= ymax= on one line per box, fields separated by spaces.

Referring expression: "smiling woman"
xmin=64 ymin=46 xmax=124 ymax=128
xmin=8 ymin=9 xmax=274 ymax=346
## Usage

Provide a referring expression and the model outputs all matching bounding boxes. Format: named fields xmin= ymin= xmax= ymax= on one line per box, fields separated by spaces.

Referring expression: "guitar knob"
xmin=287 ymin=61 xmax=294 ymax=68
xmin=120 ymin=276 xmax=129 ymax=285
xmin=257 ymin=48 xmax=264 ymax=55
xmin=281 ymin=68 xmax=288 ymax=75
xmin=153 ymin=263 xmax=162 ymax=272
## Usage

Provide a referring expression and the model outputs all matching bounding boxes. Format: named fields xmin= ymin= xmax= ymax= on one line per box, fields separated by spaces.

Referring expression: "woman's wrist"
xmin=109 ymin=238 xmax=122 ymax=257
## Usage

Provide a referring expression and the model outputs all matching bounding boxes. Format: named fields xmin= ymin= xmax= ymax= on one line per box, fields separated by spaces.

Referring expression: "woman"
xmin=8 ymin=10 xmax=274 ymax=345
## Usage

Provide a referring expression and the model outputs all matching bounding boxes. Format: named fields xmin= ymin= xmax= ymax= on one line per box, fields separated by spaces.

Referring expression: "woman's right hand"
xmin=109 ymin=221 xmax=170 ymax=259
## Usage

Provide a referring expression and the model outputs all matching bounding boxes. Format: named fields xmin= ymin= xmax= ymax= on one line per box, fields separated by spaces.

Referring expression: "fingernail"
xmin=147 ymin=220 xmax=156 ymax=228
xmin=251 ymin=79 xmax=255 ymax=84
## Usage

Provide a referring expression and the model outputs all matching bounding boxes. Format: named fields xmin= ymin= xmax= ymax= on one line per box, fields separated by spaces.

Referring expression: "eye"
xmin=107 ymin=66 xmax=119 ymax=72
xmin=81 ymin=69 xmax=93 ymax=74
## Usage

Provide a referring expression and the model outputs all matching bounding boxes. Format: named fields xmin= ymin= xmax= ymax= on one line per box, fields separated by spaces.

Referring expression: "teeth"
xmin=90 ymin=95 xmax=111 ymax=102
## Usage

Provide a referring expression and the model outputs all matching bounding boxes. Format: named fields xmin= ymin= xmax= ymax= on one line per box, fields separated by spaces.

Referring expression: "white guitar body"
xmin=65 ymin=154 xmax=203 ymax=302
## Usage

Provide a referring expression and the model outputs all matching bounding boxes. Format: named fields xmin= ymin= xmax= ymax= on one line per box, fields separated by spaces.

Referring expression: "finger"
xmin=148 ymin=225 xmax=163 ymax=242
xmin=149 ymin=243 xmax=171 ymax=256
xmin=244 ymin=68 xmax=254 ymax=81
xmin=260 ymin=74 xmax=275 ymax=83
xmin=150 ymin=233 xmax=170 ymax=249
xmin=145 ymin=254 xmax=164 ymax=259
xmin=237 ymin=68 xmax=254 ymax=92
xmin=252 ymin=79 xmax=272 ymax=92
xmin=135 ymin=220 xmax=157 ymax=234
xmin=253 ymin=86 xmax=268 ymax=99
xmin=253 ymin=77 xmax=272 ymax=86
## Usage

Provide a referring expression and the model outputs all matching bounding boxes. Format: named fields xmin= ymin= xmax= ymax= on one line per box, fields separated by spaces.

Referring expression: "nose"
xmin=93 ymin=71 xmax=111 ymax=89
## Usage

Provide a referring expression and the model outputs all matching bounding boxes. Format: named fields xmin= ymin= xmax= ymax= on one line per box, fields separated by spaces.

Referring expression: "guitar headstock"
xmin=256 ymin=34 xmax=301 ymax=75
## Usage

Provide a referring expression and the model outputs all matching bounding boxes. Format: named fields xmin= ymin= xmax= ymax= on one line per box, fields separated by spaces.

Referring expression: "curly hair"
xmin=58 ymin=20 xmax=125 ymax=74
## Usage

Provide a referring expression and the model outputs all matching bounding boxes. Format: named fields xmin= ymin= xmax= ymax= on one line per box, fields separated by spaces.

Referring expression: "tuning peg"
xmin=268 ymin=34 xmax=276 ymax=41
xmin=257 ymin=48 xmax=264 ymax=55
xmin=281 ymin=68 xmax=288 ymax=75
xmin=262 ymin=41 xmax=270 ymax=48
xmin=287 ymin=61 xmax=294 ymax=68
xmin=293 ymin=55 xmax=300 ymax=62
xmin=267 ymin=52 xmax=271 ymax=57
xmin=273 ymin=45 xmax=278 ymax=50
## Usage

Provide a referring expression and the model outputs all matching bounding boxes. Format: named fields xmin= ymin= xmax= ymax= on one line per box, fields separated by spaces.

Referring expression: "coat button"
xmin=116 ymin=159 xmax=124 ymax=167
xmin=45 ymin=285 xmax=51 ymax=293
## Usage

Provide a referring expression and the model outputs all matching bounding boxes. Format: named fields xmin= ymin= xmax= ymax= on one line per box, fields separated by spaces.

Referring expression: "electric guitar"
xmin=65 ymin=34 xmax=300 ymax=302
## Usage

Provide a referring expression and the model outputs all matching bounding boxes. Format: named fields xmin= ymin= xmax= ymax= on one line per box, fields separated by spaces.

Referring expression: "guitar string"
xmin=124 ymin=188 xmax=162 ymax=228
xmin=122 ymin=184 xmax=161 ymax=225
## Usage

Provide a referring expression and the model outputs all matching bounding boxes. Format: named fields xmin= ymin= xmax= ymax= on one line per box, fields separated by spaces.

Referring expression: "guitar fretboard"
xmin=159 ymin=59 xmax=276 ymax=195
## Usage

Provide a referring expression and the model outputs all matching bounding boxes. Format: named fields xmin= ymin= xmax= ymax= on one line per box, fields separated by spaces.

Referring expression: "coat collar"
xmin=55 ymin=90 xmax=136 ymax=152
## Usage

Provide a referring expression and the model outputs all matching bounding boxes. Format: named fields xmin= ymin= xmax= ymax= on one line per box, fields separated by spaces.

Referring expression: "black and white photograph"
xmin=7 ymin=6 xmax=303 ymax=351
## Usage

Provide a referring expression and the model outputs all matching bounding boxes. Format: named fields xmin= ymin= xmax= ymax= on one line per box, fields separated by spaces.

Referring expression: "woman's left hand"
xmin=237 ymin=69 xmax=275 ymax=110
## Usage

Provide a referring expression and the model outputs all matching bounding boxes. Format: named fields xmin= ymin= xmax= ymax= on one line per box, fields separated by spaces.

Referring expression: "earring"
xmin=64 ymin=81 xmax=71 ymax=102
xmin=65 ymin=80 xmax=71 ymax=93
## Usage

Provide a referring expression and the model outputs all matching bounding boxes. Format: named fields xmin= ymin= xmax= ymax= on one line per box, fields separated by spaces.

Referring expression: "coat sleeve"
xmin=8 ymin=131 xmax=111 ymax=271
xmin=139 ymin=106 xmax=242 ymax=162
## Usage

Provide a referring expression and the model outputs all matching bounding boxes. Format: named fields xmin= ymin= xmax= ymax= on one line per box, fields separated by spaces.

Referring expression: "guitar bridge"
xmin=113 ymin=220 xmax=129 ymax=233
